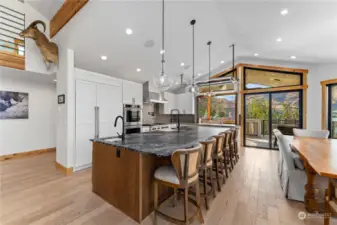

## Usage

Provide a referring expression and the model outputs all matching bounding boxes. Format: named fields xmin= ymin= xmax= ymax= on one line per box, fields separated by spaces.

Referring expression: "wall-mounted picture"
xmin=0 ymin=91 xmax=29 ymax=119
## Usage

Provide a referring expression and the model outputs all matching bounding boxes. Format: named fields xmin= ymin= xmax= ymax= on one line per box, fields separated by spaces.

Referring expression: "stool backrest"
xmin=172 ymin=144 xmax=202 ymax=184
xmin=213 ymin=134 xmax=225 ymax=156
xmin=200 ymin=138 xmax=216 ymax=166
xmin=220 ymin=131 xmax=230 ymax=149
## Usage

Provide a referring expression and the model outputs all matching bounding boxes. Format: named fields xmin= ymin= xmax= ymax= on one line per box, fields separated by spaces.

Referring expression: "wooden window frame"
xmin=321 ymin=79 xmax=337 ymax=130
xmin=196 ymin=92 xmax=238 ymax=125
xmin=239 ymin=64 xmax=308 ymax=146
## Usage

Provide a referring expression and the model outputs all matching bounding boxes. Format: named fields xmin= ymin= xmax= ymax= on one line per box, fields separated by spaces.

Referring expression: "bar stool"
xmin=221 ymin=131 xmax=233 ymax=171
xmin=154 ymin=144 xmax=204 ymax=225
xmin=324 ymin=179 xmax=337 ymax=225
xmin=199 ymin=138 xmax=216 ymax=210
xmin=233 ymin=128 xmax=240 ymax=162
xmin=212 ymin=134 xmax=226 ymax=192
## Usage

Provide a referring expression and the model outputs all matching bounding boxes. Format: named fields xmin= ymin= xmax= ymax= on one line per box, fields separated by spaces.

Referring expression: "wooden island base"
xmin=92 ymin=142 xmax=172 ymax=223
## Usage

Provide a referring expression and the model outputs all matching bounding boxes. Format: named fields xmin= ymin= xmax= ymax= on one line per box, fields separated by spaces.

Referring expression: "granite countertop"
xmin=91 ymin=125 xmax=232 ymax=157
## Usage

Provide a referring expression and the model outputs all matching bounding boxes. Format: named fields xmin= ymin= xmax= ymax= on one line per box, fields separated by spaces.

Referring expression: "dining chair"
xmin=293 ymin=128 xmax=330 ymax=139
xmin=153 ymin=144 xmax=204 ymax=225
xmin=324 ymin=179 xmax=337 ymax=225
xmin=212 ymin=134 xmax=227 ymax=192
xmin=199 ymin=138 xmax=216 ymax=210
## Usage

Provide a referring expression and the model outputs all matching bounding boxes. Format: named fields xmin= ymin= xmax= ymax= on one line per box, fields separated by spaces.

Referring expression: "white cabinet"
xmin=75 ymin=80 xmax=122 ymax=171
xmin=163 ymin=92 xmax=177 ymax=114
xmin=122 ymin=80 xmax=143 ymax=105
xmin=175 ymin=92 xmax=195 ymax=114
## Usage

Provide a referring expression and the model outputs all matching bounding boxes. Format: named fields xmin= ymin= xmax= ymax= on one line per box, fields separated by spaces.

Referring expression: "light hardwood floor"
xmin=0 ymin=148 xmax=335 ymax=225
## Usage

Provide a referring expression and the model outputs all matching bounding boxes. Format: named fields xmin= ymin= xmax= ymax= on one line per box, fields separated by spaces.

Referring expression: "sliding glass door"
xmin=328 ymin=84 xmax=337 ymax=138
xmin=244 ymin=91 xmax=302 ymax=149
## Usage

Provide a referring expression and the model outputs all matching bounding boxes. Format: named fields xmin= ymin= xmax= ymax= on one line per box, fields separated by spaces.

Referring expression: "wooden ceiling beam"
xmin=50 ymin=0 xmax=89 ymax=39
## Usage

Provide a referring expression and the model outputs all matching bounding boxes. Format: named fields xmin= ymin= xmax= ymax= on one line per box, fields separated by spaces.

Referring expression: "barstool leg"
xmin=184 ymin=187 xmax=189 ymax=225
xmin=221 ymin=158 xmax=226 ymax=184
xmin=214 ymin=160 xmax=221 ymax=192
xmin=172 ymin=188 xmax=178 ymax=207
xmin=209 ymin=167 xmax=216 ymax=198
xmin=154 ymin=181 xmax=158 ymax=225
xmin=223 ymin=156 xmax=228 ymax=179
xmin=195 ymin=180 xmax=204 ymax=224
xmin=203 ymin=169 xmax=209 ymax=210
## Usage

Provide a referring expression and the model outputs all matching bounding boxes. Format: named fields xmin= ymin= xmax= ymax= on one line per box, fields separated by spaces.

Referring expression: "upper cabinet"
xmin=163 ymin=92 xmax=177 ymax=114
xmin=122 ymin=80 xmax=143 ymax=105
xmin=175 ymin=92 xmax=195 ymax=115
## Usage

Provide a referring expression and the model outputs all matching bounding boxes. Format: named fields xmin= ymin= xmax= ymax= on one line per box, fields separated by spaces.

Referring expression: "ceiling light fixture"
xmin=206 ymin=41 xmax=214 ymax=97
xmin=160 ymin=49 xmax=165 ymax=54
xmin=126 ymin=28 xmax=133 ymax=35
xmin=280 ymin=8 xmax=288 ymax=15
xmin=290 ymin=56 xmax=296 ymax=59
xmin=137 ymin=68 xmax=142 ymax=72
xmin=101 ymin=56 xmax=107 ymax=60
xmin=276 ymin=37 xmax=283 ymax=42
xmin=186 ymin=19 xmax=199 ymax=95
xmin=254 ymin=53 xmax=259 ymax=56
xmin=53 ymin=79 xmax=57 ymax=82
xmin=180 ymin=62 xmax=185 ymax=67
xmin=152 ymin=0 xmax=173 ymax=91
xmin=220 ymin=60 xmax=224 ymax=64
xmin=197 ymin=73 xmax=201 ymax=76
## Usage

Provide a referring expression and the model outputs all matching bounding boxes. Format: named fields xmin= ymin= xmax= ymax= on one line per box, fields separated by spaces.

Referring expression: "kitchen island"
xmin=91 ymin=125 xmax=231 ymax=223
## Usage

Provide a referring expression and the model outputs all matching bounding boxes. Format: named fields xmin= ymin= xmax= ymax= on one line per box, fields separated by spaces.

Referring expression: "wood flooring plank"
xmin=0 ymin=148 xmax=336 ymax=225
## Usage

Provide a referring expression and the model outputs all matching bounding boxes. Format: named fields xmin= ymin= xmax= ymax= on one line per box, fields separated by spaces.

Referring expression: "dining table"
xmin=291 ymin=136 xmax=337 ymax=213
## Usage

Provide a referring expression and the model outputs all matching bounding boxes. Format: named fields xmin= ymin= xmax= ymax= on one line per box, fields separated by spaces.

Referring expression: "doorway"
xmin=244 ymin=90 xmax=303 ymax=149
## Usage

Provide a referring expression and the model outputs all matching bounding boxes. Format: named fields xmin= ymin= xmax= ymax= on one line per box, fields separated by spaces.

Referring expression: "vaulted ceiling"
xmin=29 ymin=0 xmax=337 ymax=90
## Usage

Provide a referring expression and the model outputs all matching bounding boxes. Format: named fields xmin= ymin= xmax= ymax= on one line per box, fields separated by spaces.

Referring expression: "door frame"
xmin=243 ymin=90 xmax=303 ymax=149
xmin=239 ymin=64 xmax=308 ymax=147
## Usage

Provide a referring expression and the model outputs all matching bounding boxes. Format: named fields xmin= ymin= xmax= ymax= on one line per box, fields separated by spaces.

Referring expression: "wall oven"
xmin=123 ymin=104 xmax=142 ymax=126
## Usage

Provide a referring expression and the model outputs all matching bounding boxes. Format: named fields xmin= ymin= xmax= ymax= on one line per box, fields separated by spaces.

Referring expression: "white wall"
xmin=0 ymin=67 xmax=56 ymax=156
xmin=307 ymin=64 xmax=337 ymax=130
xmin=1 ymin=0 xmax=52 ymax=74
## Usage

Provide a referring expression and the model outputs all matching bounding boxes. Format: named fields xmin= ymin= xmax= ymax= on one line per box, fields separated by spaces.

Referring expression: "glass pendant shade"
xmin=153 ymin=73 xmax=173 ymax=92
xmin=186 ymin=84 xmax=199 ymax=94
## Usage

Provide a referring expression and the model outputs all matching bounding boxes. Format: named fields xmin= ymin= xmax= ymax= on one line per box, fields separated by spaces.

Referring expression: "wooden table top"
xmin=291 ymin=137 xmax=337 ymax=178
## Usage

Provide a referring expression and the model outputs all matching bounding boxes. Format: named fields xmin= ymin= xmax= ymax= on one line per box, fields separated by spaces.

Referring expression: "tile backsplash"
xmin=142 ymin=103 xmax=195 ymax=124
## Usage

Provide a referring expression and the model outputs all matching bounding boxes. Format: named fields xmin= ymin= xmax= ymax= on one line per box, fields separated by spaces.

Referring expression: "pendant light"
xmin=186 ymin=19 xmax=199 ymax=95
xmin=153 ymin=0 xmax=173 ymax=91
xmin=206 ymin=41 xmax=214 ymax=97
xmin=230 ymin=44 xmax=239 ymax=91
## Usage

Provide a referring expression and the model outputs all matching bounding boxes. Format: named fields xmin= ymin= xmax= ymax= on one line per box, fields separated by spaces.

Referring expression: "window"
xmin=328 ymin=84 xmax=337 ymax=138
xmin=197 ymin=94 xmax=237 ymax=125
xmin=244 ymin=68 xmax=302 ymax=90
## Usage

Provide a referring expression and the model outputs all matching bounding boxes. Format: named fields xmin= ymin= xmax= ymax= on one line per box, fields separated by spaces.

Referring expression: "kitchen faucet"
xmin=170 ymin=109 xmax=180 ymax=132
xmin=114 ymin=115 xmax=125 ymax=141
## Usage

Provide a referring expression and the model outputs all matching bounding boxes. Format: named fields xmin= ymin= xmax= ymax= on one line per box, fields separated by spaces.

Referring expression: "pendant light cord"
xmin=230 ymin=44 xmax=235 ymax=71
xmin=192 ymin=20 xmax=195 ymax=86
xmin=161 ymin=0 xmax=165 ymax=76
xmin=207 ymin=41 xmax=211 ymax=93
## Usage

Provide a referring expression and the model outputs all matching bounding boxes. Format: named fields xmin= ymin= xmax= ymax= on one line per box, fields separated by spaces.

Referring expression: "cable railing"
xmin=0 ymin=4 xmax=25 ymax=56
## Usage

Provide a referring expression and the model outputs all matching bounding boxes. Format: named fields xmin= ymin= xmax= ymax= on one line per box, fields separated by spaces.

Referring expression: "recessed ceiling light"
xmin=280 ymin=8 xmax=289 ymax=15
xmin=126 ymin=28 xmax=133 ymax=35
xmin=220 ymin=60 xmax=224 ymax=64
xmin=180 ymin=62 xmax=185 ymax=66
xmin=160 ymin=49 xmax=165 ymax=54
xmin=101 ymin=55 xmax=107 ymax=60
xmin=53 ymin=79 xmax=57 ymax=82
xmin=254 ymin=53 xmax=259 ymax=56
xmin=175 ymin=81 xmax=179 ymax=84
xmin=197 ymin=73 xmax=202 ymax=76
xmin=136 ymin=68 xmax=142 ymax=72
xmin=276 ymin=37 xmax=283 ymax=42
xmin=290 ymin=56 xmax=296 ymax=59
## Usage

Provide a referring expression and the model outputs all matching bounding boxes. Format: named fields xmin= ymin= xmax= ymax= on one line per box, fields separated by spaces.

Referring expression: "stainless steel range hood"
xmin=143 ymin=81 xmax=168 ymax=104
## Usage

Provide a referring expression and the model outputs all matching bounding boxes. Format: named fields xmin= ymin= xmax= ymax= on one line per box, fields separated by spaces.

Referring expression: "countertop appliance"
xmin=124 ymin=104 xmax=142 ymax=134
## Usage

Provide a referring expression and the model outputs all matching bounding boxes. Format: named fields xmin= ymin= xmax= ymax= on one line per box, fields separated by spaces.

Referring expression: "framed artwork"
xmin=0 ymin=91 xmax=29 ymax=119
